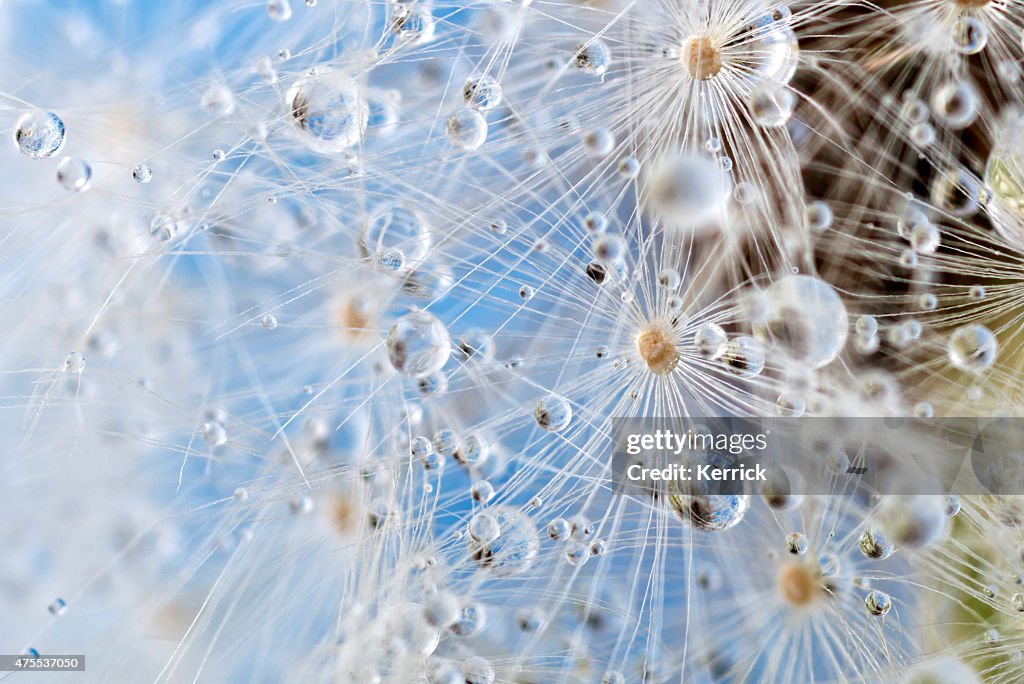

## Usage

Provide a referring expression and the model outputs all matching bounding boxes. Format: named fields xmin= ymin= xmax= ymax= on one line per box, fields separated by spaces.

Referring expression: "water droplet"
xmin=805 ymin=200 xmax=833 ymax=232
xmin=856 ymin=315 xmax=878 ymax=337
xmin=754 ymin=275 xmax=848 ymax=368
xmin=463 ymin=656 xmax=495 ymax=684
xmin=201 ymin=83 xmax=236 ymax=117
xmin=657 ymin=268 xmax=681 ymax=290
xmin=952 ymin=17 xmax=987 ymax=55
xmin=582 ymin=128 xmax=614 ymax=157
xmin=468 ymin=506 xmax=539 ymax=576
xmin=901 ymin=97 xmax=929 ymax=124
xmin=864 ymin=590 xmax=891 ymax=616
xmin=786 ymin=532 xmax=808 ymax=555
xmin=202 ymin=421 xmax=228 ymax=447
xmin=669 ymin=491 xmax=750 ymax=531
xmin=14 ymin=110 xmax=65 ymax=159
xmin=722 ymin=336 xmax=766 ymax=378
xmin=391 ymin=2 xmax=436 ymax=44
xmin=63 ymin=351 xmax=85 ymax=373
xmin=386 ymin=310 xmax=451 ymax=378
xmin=573 ymin=40 xmax=611 ymax=76
xmin=910 ymin=122 xmax=935 ymax=147
xmin=463 ymin=75 xmax=503 ymax=111
xmin=547 ymin=517 xmax=571 ymax=541
xmin=132 ymin=164 xmax=152 ymax=183
xmin=618 ymin=156 xmax=641 ymax=179
xmin=450 ymin=602 xmax=486 ymax=637
xmin=56 ymin=157 xmax=91 ymax=192
xmin=565 ymin=542 xmax=589 ymax=566
xmin=267 ymin=0 xmax=292 ymax=22
xmin=859 ymin=528 xmax=894 ymax=560
xmin=948 ymin=324 xmax=997 ymax=372
xmin=471 ymin=480 xmax=495 ymax=504
xmin=931 ymin=80 xmax=979 ymax=130
xmin=468 ymin=512 xmax=501 ymax=544
xmin=749 ymin=81 xmax=796 ymax=127
xmin=910 ymin=221 xmax=940 ymax=254
xmin=694 ymin=323 xmax=728 ymax=359
xmin=422 ymin=591 xmax=461 ymax=628
xmin=534 ymin=394 xmax=572 ymax=432
xmin=415 ymin=370 xmax=448 ymax=397
xmin=433 ymin=429 xmax=460 ymax=458
xmin=47 ymin=598 xmax=67 ymax=616
xmin=446 ymin=108 xmax=488 ymax=150
xmin=286 ymin=69 xmax=368 ymax=153
xmin=944 ymin=496 xmax=960 ymax=516
xmin=878 ymin=496 xmax=948 ymax=549
xmin=646 ymin=153 xmax=731 ymax=227
xmin=360 ymin=204 xmax=431 ymax=274
xmin=592 ymin=233 xmax=626 ymax=262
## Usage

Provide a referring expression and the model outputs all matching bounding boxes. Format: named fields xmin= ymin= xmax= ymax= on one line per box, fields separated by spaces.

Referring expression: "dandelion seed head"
xmin=777 ymin=562 xmax=824 ymax=607
xmin=682 ymin=35 xmax=721 ymax=80
xmin=636 ymin=325 xmax=679 ymax=376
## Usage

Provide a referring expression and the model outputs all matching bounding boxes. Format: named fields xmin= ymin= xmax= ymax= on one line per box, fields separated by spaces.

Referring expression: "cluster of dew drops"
xmin=11 ymin=0 xmax=1024 ymax=682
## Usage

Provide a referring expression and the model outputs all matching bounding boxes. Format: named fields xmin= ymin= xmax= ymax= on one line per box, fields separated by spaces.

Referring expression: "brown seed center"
xmin=335 ymin=296 xmax=374 ymax=341
xmin=637 ymin=329 xmax=679 ymax=375
xmin=683 ymin=36 xmax=722 ymax=80
xmin=778 ymin=563 xmax=821 ymax=606
xmin=331 ymin=495 xmax=362 ymax=536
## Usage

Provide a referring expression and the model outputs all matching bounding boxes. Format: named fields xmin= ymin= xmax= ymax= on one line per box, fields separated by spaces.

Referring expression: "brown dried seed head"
xmin=637 ymin=329 xmax=679 ymax=375
xmin=683 ymin=36 xmax=722 ymax=80
xmin=336 ymin=296 xmax=374 ymax=341
xmin=778 ymin=563 xmax=821 ymax=607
